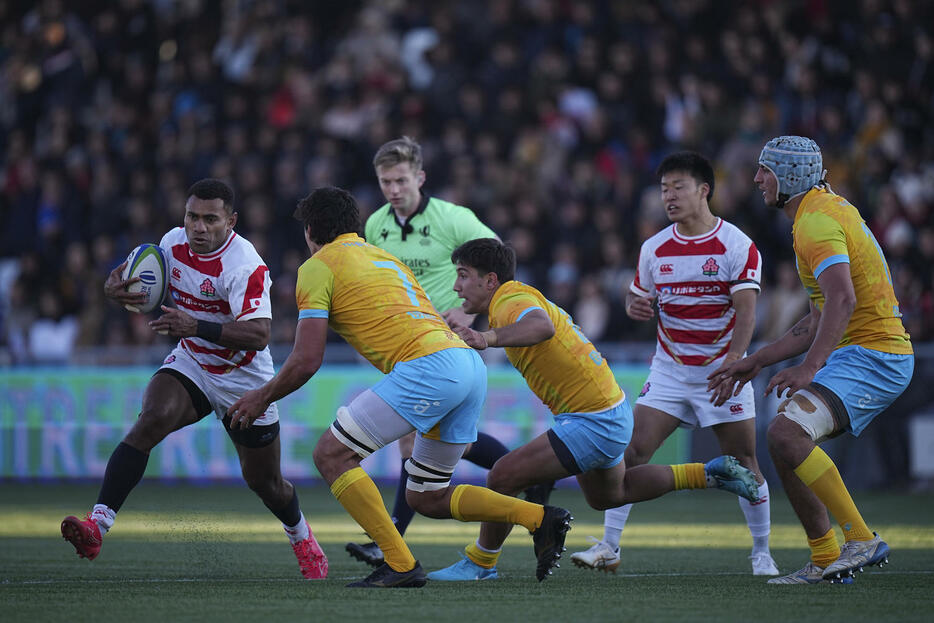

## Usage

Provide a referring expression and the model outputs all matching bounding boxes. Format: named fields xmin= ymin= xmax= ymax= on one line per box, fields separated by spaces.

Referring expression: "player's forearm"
xmin=751 ymin=313 xmax=816 ymax=367
xmin=257 ymin=351 xmax=322 ymax=404
xmin=726 ymin=291 xmax=756 ymax=358
xmin=198 ymin=318 xmax=270 ymax=351
xmin=482 ymin=316 xmax=555 ymax=348
xmin=801 ymin=295 xmax=853 ymax=372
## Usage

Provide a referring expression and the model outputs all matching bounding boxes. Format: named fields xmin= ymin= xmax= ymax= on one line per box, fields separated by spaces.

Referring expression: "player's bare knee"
xmin=624 ymin=443 xmax=652 ymax=467
xmin=124 ymin=411 xmax=170 ymax=450
xmin=405 ymin=487 xmax=448 ymax=518
xmin=485 ymin=462 xmax=523 ymax=496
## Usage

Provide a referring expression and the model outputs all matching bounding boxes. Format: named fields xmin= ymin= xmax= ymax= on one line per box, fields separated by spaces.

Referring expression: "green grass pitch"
xmin=2 ymin=482 xmax=932 ymax=622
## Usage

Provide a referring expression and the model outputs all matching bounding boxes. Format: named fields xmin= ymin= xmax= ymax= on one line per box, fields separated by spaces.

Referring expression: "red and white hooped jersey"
xmin=631 ymin=218 xmax=761 ymax=381
xmin=159 ymin=227 xmax=274 ymax=384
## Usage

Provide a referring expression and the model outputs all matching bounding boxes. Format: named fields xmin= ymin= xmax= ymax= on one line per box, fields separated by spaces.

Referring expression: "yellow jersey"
xmin=489 ymin=281 xmax=624 ymax=414
xmin=295 ymin=233 xmax=467 ymax=373
xmin=793 ymin=187 xmax=912 ymax=355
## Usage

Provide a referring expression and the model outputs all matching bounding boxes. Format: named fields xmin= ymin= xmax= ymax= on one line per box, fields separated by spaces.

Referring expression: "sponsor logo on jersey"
xmin=200 ymin=278 xmax=217 ymax=297
xmin=639 ymin=382 xmax=650 ymax=397
xmin=702 ymin=257 xmax=720 ymax=276
xmin=379 ymin=228 xmax=389 ymax=241
xmin=163 ymin=354 xmax=176 ymax=364
xmin=729 ymin=404 xmax=744 ymax=414
xmin=660 ymin=263 xmax=673 ymax=274
xmin=665 ymin=284 xmax=724 ymax=295
xmin=171 ymin=289 xmax=229 ymax=313
xmin=172 ymin=267 xmax=182 ymax=280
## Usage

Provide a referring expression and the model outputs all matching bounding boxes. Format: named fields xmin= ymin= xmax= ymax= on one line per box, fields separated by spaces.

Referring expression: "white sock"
xmin=602 ymin=504 xmax=632 ymax=548
xmin=91 ymin=504 xmax=116 ymax=535
xmin=283 ymin=512 xmax=309 ymax=544
xmin=738 ymin=481 xmax=771 ymax=554
xmin=474 ymin=540 xmax=501 ymax=554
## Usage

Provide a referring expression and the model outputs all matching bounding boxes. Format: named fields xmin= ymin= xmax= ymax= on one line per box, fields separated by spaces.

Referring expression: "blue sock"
xmin=462 ymin=432 xmax=509 ymax=469
xmin=391 ymin=458 xmax=417 ymax=536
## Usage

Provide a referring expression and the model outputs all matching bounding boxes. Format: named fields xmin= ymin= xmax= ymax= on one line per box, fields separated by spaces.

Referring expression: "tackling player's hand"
xmin=706 ymin=355 xmax=762 ymax=405
xmin=453 ymin=325 xmax=489 ymax=350
xmin=625 ymin=295 xmax=655 ymax=321
xmin=442 ymin=306 xmax=476 ymax=330
xmin=706 ymin=353 xmax=743 ymax=406
xmin=149 ymin=305 xmax=197 ymax=337
xmin=227 ymin=389 xmax=269 ymax=429
xmin=104 ymin=261 xmax=149 ymax=310
xmin=764 ymin=362 xmax=818 ymax=399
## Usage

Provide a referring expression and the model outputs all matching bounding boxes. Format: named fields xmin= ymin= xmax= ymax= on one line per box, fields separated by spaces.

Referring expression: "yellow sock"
xmin=671 ymin=463 xmax=707 ymax=490
xmin=465 ymin=541 xmax=501 ymax=569
xmin=449 ymin=484 xmax=545 ymax=532
xmin=330 ymin=467 xmax=415 ymax=572
xmin=808 ymin=527 xmax=841 ymax=568
xmin=794 ymin=447 xmax=874 ymax=542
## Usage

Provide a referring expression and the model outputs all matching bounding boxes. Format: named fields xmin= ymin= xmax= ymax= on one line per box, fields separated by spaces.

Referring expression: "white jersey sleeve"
xmin=224 ymin=263 xmax=272 ymax=321
xmin=630 ymin=241 xmax=656 ymax=298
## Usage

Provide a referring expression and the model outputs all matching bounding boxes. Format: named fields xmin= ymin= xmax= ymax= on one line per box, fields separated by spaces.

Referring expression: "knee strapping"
xmin=779 ymin=389 xmax=834 ymax=443
xmin=330 ymin=406 xmax=382 ymax=458
xmin=404 ymin=458 xmax=453 ymax=492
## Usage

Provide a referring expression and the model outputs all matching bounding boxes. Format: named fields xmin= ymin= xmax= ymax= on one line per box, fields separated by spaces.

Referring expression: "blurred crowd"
xmin=1 ymin=0 xmax=933 ymax=365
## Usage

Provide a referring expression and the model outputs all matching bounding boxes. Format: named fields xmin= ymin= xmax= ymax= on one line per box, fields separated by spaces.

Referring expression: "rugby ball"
xmin=121 ymin=243 xmax=168 ymax=313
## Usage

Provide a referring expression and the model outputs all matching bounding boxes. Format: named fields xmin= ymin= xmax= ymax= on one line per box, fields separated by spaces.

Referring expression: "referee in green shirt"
xmin=345 ymin=136 xmax=553 ymax=567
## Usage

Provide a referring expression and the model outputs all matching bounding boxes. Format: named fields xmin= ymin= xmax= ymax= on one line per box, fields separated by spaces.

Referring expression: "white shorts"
xmin=635 ymin=365 xmax=755 ymax=428
xmin=160 ymin=345 xmax=279 ymax=425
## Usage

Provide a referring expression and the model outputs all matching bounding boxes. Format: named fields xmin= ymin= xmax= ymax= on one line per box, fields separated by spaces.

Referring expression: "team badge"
xmin=418 ymin=225 xmax=431 ymax=246
xmin=639 ymin=382 xmax=650 ymax=397
xmin=200 ymin=278 xmax=217 ymax=297
xmin=702 ymin=257 xmax=720 ymax=276
xmin=380 ymin=229 xmax=389 ymax=241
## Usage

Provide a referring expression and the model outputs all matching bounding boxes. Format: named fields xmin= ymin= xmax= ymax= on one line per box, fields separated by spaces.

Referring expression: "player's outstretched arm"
xmin=228 ymin=317 xmax=328 ymax=429
xmin=624 ymin=291 xmax=655 ymax=321
xmin=454 ymin=308 xmax=555 ymax=350
xmin=104 ymin=260 xmax=149 ymax=309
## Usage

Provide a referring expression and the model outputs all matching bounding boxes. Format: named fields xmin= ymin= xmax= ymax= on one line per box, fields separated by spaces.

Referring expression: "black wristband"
xmin=196 ymin=320 xmax=223 ymax=343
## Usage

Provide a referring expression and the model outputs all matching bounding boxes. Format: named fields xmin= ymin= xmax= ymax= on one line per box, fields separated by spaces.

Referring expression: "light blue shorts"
xmin=372 ymin=347 xmax=487 ymax=444
xmin=549 ymin=400 xmax=633 ymax=473
xmin=813 ymin=345 xmax=914 ymax=436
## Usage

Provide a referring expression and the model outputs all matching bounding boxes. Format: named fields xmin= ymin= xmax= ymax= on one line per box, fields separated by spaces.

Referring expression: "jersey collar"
xmin=388 ymin=192 xmax=430 ymax=241
xmin=671 ymin=217 xmax=722 ymax=243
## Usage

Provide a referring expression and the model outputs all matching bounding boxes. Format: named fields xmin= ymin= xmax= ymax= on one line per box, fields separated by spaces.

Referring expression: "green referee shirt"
xmin=364 ymin=194 xmax=496 ymax=312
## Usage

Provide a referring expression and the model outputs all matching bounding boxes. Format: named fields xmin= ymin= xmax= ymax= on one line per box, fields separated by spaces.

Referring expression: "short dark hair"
xmin=187 ymin=178 xmax=235 ymax=213
xmin=293 ymin=186 xmax=363 ymax=245
xmin=656 ymin=151 xmax=715 ymax=201
xmin=451 ymin=238 xmax=516 ymax=283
